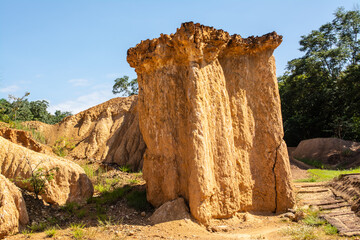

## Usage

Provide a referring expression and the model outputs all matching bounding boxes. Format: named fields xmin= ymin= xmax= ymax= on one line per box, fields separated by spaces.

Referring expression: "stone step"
xmin=295 ymin=183 xmax=327 ymax=188
xmin=321 ymin=211 xmax=354 ymax=217
xmin=320 ymin=202 xmax=351 ymax=210
xmin=298 ymin=188 xmax=329 ymax=193
xmin=303 ymin=199 xmax=346 ymax=206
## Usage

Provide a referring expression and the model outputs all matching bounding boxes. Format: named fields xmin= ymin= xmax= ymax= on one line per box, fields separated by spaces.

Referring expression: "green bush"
xmin=21 ymin=157 xmax=59 ymax=199
xmin=52 ymin=136 xmax=75 ymax=157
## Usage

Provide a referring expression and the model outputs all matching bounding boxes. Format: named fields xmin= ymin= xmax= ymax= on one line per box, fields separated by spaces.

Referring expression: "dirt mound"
xmin=292 ymin=138 xmax=360 ymax=168
xmin=25 ymin=96 xmax=146 ymax=171
xmin=330 ymin=174 xmax=360 ymax=217
xmin=0 ymin=127 xmax=53 ymax=155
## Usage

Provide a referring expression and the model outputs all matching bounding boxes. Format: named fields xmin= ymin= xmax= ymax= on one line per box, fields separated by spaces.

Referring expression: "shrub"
xmin=21 ymin=156 xmax=59 ymax=199
xmin=52 ymin=136 xmax=75 ymax=157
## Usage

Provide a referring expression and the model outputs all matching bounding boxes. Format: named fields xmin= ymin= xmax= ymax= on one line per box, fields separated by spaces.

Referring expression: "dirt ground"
xmin=4 ymin=160 xmax=359 ymax=240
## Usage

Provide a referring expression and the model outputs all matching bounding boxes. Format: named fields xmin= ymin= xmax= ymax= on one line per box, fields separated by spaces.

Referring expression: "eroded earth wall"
xmin=24 ymin=96 xmax=146 ymax=171
xmin=127 ymin=22 xmax=294 ymax=224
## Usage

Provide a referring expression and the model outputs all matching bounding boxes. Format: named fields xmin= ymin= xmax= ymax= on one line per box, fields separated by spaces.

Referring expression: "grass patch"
xmin=282 ymin=225 xmax=318 ymax=240
xmin=125 ymin=190 xmax=152 ymax=211
xmin=71 ymin=223 xmax=86 ymax=240
xmin=94 ymin=178 xmax=119 ymax=193
xmin=45 ymin=227 xmax=57 ymax=237
xmin=119 ymin=165 xmax=132 ymax=173
xmin=8 ymin=121 xmax=47 ymax=144
xmin=88 ymin=185 xmax=131 ymax=205
xmin=295 ymin=157 xmax=325 ymax=169
xmin=21 ymin=229 xmax=33 ymax=237
xmin=323 ymin=224 xmax=338 ymax=235
xmin=128 ymin=179 xmax=140 ymax=184
xmin=302 ymin=209 xmax=326 ymax=226
xmin=297 ymin=167 xmax=360 ymax=182
xmin=76 ymin=209 xmax=87 ymax=219
xmin=81 ymin=164 xmax=96 ymax=179
xmin=28 ymin=221 xmax=47 ymax=232
xmin=52 ymin=136 xmax=75 ymax=157
xmin=88 ymin=185 xmax=152 ymax=213
xmin=61 ymin=202 xmax=80 ymax=214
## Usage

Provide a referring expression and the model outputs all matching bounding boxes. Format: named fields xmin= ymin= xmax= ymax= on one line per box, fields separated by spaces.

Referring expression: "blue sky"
xmin=0 ymin=0 xmax=358 ymax=114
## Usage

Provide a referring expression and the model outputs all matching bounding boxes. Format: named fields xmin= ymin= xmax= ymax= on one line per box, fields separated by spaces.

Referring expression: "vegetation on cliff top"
xmin=0 ymin=92 xmax=72 ymax=125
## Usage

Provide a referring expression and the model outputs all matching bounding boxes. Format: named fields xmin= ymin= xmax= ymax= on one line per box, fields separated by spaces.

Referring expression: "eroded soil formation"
xmin=127 ymin=22 xmax=295 ymax=224
xmin=24 ymin=96 xmax=146 ymax=171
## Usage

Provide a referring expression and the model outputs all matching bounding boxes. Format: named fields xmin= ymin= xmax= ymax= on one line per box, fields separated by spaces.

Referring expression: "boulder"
xmin=149 ymin=198 xmax=191 ymax=224
xmin=24 ymin=96 xmax=146 ymax=171
xmin=127 ymin=22 xmax=294 ymax=224
xmin=0 ymin=174 xmax=29 ymax=238
xmin=0 ymin=136 xmax=93 ymax=205
xmin=292 ymin=138 xmax=360 ymax=167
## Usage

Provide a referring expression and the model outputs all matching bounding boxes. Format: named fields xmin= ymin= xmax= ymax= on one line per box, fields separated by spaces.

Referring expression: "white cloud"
xmin=0 ymin=85 xmax=19 ymax=93
xmin=48 ymin=90 xmax=114 ymax=114
xmin=68 ymin=78 xmax=90 ymax=87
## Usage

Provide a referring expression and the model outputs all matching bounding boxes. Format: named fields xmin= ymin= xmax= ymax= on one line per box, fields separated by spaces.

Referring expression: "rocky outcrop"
xmin=0 ymin=174 xmax=29 ymax=238
xmin=293 ymin=138 xmax=360 ymax=168
xmin=0 ymin=136 xmax=93 ymax=205
xmin=128 ymin=22 xmax=294 ymax=224
xmin=149 ymin=198 xmax=191 ymax=224
xmin=24 ymin=96 xmax=146 ymax=171
xmin=0 ymin=127 xmax=53 ymax=155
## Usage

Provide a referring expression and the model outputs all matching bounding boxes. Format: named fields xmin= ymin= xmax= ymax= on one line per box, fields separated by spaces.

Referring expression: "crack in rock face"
xmin=127 ymin=22 xmax=295 ymax=225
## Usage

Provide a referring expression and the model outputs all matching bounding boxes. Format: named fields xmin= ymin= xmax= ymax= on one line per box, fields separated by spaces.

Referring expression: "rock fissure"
xmin=272 ymin=142 xmax=283 ymax=213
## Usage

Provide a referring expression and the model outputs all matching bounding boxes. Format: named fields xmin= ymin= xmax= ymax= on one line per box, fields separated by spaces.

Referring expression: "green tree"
xmin=0 ymin=98 xmax=11 ymax=122
xmin=112 ymin=76 xmax=138 ymax=96
xmin=30 ymin=100 xmax=50 ymax=122
xmin=48 ymin=110 xmax=72 ymax=124
xmin=8 ymin=92 xmax=31 ymax=121
xmin=279 ymin=7 xmax=360 ymax=146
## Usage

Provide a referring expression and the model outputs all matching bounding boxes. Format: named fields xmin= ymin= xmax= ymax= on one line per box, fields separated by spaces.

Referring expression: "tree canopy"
xmin=279 ymin=7 xmax=360 ymax=146
xmin=112 ymin=76 xmax=138 ymax=96
xmin=0 ymin=93 xmax=72 ymax=125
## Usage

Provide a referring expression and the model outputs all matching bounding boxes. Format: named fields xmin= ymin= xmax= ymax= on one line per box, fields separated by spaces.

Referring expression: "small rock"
xmin=294 ymin=211 xmax=305 ymax=222
xmin=283 ymin=212 xmax=296 ymax=221
xmin=288 ymin=208 xmax=296 ymax=213
xmin=211 ymin=225 xmax=229 ymax=232
xmin=128 ymin=231 xmax=135 ymax=236
xmin=141 ymin=211 xmax=146 ymax=217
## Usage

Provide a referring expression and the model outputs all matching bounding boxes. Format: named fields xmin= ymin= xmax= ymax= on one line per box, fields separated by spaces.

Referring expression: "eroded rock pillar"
xmin=127 ymin=22 xmax=294 ymax=224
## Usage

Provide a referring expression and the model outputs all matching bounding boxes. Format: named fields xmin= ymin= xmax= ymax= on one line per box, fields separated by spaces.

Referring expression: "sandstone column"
xmin=127 ymin=22 xmax=294 ymax=224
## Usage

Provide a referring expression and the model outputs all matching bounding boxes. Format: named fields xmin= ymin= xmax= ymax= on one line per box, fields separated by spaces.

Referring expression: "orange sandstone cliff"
xmin=127 ymin=22 xmax=294 ymax=224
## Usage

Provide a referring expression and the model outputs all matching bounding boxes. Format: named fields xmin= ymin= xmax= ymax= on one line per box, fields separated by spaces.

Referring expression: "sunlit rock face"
xmin=127 ymin=22 xmax=294 ymax=224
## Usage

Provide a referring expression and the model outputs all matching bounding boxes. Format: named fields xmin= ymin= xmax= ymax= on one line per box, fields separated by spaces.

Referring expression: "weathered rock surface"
xmin=0 ymin=136 xmax=93 ymax=205
xmin=293 ymin=138 xmax=360 ymax=167
xmin=127 ymin=22 xmax=295 ymax=224
xmin=0 ymin=127 xmax=53 ymax=155
xmin=24 ymin=96 xmax=146 ymax=171
xmin=149 ymin=198 xmax=191 ymax=224
xmin=0 ymin=173 xmax=29 ymax=238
